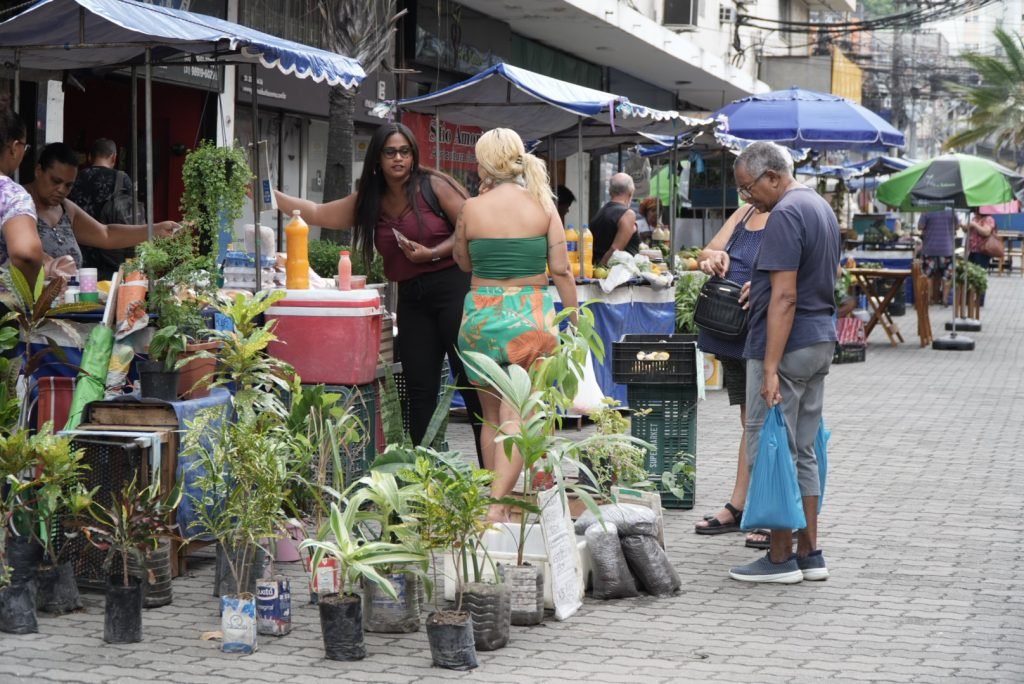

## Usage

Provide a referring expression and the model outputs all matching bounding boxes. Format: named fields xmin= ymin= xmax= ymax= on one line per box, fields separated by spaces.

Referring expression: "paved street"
xmin=1 ymin=276 xmax=1022 ymax=684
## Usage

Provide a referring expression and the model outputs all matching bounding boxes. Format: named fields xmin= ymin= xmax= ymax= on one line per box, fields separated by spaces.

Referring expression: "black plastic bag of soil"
xmin=584 ymin=522 xmax=639 ymax=600
xmin=620 ymin=535 xmax=681 ymax=596
xmin=0 ymin=582 xmax=38 ymax=634
xmin=36 ymin=563 xmax=82 ymax=614
xmin=574 ymin=503 xmax=659 ymax=538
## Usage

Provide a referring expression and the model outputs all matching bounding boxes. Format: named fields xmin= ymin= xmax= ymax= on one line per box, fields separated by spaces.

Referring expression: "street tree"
xmin=945 ymin=28 xmax=1024 ymax=159
xmin=317 ymin=0 xmax=404 ymax=243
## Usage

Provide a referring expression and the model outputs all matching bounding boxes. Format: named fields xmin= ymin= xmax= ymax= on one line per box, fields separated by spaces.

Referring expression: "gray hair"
xmin=735 ymin=141 xmax=794 ymax=179
xmin=608 ymin=173 xmax=634 ymax=197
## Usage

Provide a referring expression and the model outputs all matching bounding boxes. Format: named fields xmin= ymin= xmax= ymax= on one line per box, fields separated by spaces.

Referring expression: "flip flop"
xmin=695 ymin=503 xmax=743 ymax=535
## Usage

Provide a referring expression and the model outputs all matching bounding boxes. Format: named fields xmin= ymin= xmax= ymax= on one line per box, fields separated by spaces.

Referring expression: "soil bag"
xmin=573 ymin=503 xmax=659 ymax=538
xmin=104 ymin=577 xmax=143 ymax=644
xmin=0 ymin=582 xmax=38 ymax=634
xmin=36 ymin=563 xmax=82 ymax=615
xmin=620 ymin=535 xmax=681 ymax=596
xmin=426 ymin=612 xmax=478 ymax=671
xmin=584 ymin=523 xmax=639 ymax=600
xmin=318 ymin=594 xmax=366 ymax=661
xmin=740 ymin=406 xmax=807 ymax=531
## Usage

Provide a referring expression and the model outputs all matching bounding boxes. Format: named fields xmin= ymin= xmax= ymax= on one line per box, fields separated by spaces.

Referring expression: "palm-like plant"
xmin=299 ymin=499 xmax=426 ymax=601
xmin=317 ymin=0 xmax=404 ymax=225
xmin=945 ymin=29 xmax=1024 ymax=154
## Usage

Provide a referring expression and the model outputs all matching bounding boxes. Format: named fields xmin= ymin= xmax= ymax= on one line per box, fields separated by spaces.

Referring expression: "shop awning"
xmin=393 ymin=62 xmax=701 ymax=142
xmin=0 ymin=0 xmax=365 ymax=88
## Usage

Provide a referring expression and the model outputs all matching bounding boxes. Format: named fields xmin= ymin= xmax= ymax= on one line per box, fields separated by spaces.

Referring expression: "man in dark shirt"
xmin=590 ymin=172 xmax=639 ymax=265
xmin=728 ymin=141 xmax=840 ymax=586
xmin=67 ymin=138 xmax=138 ymax=279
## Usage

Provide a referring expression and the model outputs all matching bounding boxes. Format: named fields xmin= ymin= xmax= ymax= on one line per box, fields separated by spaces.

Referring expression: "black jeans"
xmin=396 ymin=266 xmax=483 ymax=463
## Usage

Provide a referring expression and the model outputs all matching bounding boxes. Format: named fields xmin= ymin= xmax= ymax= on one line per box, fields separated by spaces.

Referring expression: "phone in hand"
xmin=392 ymin=228 xmax=411 ymax=248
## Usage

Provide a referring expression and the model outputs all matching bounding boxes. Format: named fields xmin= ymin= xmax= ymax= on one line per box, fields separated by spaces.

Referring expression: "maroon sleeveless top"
xmin=374 ymin=189 xmax=455 ymax=282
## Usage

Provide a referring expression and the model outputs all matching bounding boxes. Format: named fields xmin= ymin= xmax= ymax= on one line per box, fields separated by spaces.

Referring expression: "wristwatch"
xmin=431 ymin=248 xmax=441 ymax=262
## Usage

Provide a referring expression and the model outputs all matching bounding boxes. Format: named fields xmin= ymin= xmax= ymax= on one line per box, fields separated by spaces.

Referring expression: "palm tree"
xmin=945 ymin=29 xmax=1024 ymax=159
xmin=317 ymin=0 xmax=404 ymax=242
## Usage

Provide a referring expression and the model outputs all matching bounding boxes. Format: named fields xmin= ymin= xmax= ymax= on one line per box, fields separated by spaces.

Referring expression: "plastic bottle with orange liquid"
xmin=285 ymin=209 xmax=310 ymax=289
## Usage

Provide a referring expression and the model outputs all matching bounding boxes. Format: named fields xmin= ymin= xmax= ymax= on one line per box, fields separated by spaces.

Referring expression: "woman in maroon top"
xmin=274 ymin=123 xmax=482 ymax=459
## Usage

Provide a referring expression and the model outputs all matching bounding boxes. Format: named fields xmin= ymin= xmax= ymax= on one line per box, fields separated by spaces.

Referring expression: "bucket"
xmin=137 ymin=360 xmax=178 ymax=402
xmin=36 ymin=377 xmax=76 ymax=432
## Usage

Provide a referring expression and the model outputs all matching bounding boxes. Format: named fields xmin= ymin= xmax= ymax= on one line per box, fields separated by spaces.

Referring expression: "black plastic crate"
xmin=612 ymin=334 xmax=698 ymax=386
xmin=832 ymin=343 xmax=866 ymax=364
xmin=627 ymin=384 xmax=698 ymax=509
xmin=320 ymin=383 xmax=378 ymax=486
xmin=58 ymin=437 xmax=148 ymax=588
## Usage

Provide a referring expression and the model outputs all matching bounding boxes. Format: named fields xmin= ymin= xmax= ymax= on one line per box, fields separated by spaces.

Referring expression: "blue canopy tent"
xmin=713 ymin=87 xmax=905 ymax=151
xmin=0 ymin=0 xmax=366 ymax=287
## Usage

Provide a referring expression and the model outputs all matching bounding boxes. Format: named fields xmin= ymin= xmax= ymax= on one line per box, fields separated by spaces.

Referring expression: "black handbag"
xmin=694 ymin=276 xmax=748 ymax=341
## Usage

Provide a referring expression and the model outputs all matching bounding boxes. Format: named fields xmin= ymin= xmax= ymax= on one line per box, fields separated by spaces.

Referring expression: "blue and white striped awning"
xmin=0 ymin=0 xmax=365 ymax=88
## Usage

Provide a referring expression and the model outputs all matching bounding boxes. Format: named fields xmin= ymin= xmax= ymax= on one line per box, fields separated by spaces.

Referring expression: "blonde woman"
xmin=454 ymin=128 xmax=578 ymax=521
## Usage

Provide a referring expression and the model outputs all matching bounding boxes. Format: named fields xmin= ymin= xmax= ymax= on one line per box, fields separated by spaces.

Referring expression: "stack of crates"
xmin=612 ymin=334 xmax=699 ymax=509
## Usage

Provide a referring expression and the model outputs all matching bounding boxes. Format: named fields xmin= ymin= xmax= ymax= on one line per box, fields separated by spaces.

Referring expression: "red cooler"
xmin=266 ymin=289 xmax=382 ymax=385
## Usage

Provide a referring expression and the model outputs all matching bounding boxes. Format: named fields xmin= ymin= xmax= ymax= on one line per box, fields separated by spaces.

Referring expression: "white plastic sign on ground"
xmin=538 ymin=487 xmax=583 ymax=620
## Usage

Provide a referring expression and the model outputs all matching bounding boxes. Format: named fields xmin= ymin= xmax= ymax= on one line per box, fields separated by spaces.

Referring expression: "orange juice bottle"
xmin=565 ymin=224 xmax=580 ymax=277
xmin=285 ymin=209 xmax=309 ymax=289
xmin=581 ymin=224 xmax=594 ymax=279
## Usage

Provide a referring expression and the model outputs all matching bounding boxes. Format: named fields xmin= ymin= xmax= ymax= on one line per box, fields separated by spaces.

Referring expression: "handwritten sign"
xmin=538 ymin=487 xmax=583 ymax=621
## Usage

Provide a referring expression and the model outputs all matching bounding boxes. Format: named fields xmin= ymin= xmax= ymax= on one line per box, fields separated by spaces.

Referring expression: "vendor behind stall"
xmin=22 ymin=143 xmax=179 ymax=270
xmin=590 ymin=172 xmax=639 ymax=265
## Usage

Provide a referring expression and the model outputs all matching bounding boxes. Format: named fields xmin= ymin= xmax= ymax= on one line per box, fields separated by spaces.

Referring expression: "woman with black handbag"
xmin=692 ymin=203 xmax=769 ymax=548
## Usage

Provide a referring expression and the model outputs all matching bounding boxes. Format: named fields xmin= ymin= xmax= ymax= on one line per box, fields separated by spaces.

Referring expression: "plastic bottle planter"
xmin=256 ymin=577 xmax=291 ymax=636
xmin=362 ymin=571 xmax=420 ymax=633
xmin=221 ymin=594 xmax=257 ymax=654
xmin=318 ymin=593 xmax=366 ymax=661
xmin=425 ymin=611 xmax=478 ymax=671
xmin=498 ymin=563 xmax=544 ymax=626
xmin=0 ymin=582 xmax=38 ymax=634
xmin=104 ymin=576 xmax=143 ymax=644
xmin=458 ymin=582 xmax=511 ymax=651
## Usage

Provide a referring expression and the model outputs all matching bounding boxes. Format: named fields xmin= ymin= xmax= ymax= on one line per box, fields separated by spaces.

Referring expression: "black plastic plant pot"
xmin=318 ymin=593 xmax=366 ymax=661
xmin=138 ymin=360 xmax=179 ymax=401
xmin=6 ymin=537 xmax=42 ymax=585
xmin=426 ymin=611 xmax=478 ymax=670
xmin=104 ymin=576 xmax=143 ymax=644
xmin=362 ymin=572 xmax=420 ymax=634
xmin=459 ymin=582 xmax=511 ymax=651
xmin=0 ymin=581 xmax=38 ymax=634
xmin=36 ymin=562 xmax=82 ymax=615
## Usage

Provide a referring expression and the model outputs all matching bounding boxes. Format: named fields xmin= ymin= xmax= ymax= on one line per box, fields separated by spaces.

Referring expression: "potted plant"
xmin=347 ymin=470 xmax=429 ymax=634
xmin=579 ymin=398 xmax=649 ymax=499
xmin=0 ymin=430 xmax=43 ymax=634
xmin=76 ymin=476 xmax=181 ymax=643
xmin=675 ymin=271 xmax=708 ymax=336
xmin=299 ymin=498 xmax=426 ymax=661
xmin=138 ymin=325 xmax=188 ymax=401
xmin=180 ymin=139 xmax=253 ymax=255
xmin=460 ymin=307 xmax=639 ymax=625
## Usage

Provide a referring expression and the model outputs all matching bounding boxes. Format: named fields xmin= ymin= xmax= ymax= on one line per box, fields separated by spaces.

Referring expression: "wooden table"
xmin=848 ymin=268 xmax=913 ymax=346
xmin=997 ymin=230 xmax=1024 ymax=275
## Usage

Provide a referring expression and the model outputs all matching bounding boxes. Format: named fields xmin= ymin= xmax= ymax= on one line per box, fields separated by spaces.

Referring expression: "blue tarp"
xmin=713 ymin=87 xmax=905 ymax=151
xmin=0 ymin=0 xmax=365 ymax=88
xmin=395 ymin=62 xmax=705 ymax=143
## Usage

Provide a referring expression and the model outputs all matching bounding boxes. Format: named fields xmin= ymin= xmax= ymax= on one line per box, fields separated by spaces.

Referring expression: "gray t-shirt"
xmin=744 ymin=187 xmax=840 ymax=360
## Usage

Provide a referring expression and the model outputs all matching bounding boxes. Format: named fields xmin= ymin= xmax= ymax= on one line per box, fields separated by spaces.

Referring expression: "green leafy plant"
xmin=675 ymin=272 xmax=708 ymax=334
xmin=76 ymin=476 xmax=182 ymax=587
xmin=299 ymin=497 xmax=426 ymax=601
xmin=580 ymin=398 xmax=649 ymax=498
xmin=461 ymin=306 xmax=650 ymax=566
xmin=0 ymin=430 xmax=45 ymax=588
xmin=146 ymin=325 xmax=190 ymax=372
xmin=955 ymin=258 xmax=988 ymax=295
xmin=661 ymin=452 xmax=696 ymax=502
xmin=399 ymin=453 xmax=497 ymax=612
xmin=180 ymin=140 xmax=253 ymax=247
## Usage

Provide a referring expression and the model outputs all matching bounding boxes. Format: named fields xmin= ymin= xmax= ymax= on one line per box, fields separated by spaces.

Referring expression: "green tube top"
xmin=469 ymin=236 xmax=548 ymax=279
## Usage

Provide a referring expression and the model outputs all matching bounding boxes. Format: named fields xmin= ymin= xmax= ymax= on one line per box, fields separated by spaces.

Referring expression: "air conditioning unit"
xmin=663 ymin=0 xmax=699 ymax=30
xmin=720 ymin=6 xmax=737 ymax=24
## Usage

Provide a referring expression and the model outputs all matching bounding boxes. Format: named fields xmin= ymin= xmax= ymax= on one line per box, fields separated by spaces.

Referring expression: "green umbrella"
xmin=64 ymin=272 xmax=121 ymax=430
xmin=875 ymin=153 xmax=1024 ymax=211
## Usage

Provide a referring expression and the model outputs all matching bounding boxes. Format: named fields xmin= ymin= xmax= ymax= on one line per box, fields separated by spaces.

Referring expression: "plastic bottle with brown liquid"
xmin=285 ymin=209 xmax=310 ymax=289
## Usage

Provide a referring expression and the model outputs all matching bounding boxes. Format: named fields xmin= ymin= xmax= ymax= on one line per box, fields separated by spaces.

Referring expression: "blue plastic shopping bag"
xmin=815 ymin=417 xmax=830 ymax=512
xmin=740 ymin=406 xmax=807 ymax=531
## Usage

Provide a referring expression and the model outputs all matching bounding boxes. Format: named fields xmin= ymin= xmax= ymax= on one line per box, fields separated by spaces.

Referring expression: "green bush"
xmin=308 ymin=239 xmax=386 ymax=284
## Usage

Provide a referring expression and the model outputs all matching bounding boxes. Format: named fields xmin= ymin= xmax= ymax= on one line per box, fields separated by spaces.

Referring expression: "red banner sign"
xmin=403 ymin=112 xmax=482 ymax=173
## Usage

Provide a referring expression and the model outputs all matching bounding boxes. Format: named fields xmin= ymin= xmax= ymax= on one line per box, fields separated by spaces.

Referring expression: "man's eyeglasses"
xmin=382 ymin=146 xmax=413 ymax=159
xmin=13 ymin=140 xmax=31 ymax=154
xmin=737 ymin=171 xmax=768 ymax=199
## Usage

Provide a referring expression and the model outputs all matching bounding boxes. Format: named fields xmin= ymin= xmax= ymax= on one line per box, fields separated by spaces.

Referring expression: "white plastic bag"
xmin=571 ymin=350 xmax=605 ymax=414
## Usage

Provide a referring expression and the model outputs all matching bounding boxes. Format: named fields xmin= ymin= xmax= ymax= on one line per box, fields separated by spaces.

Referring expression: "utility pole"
xmin=890 ymin=1 xmax=906 ymax=134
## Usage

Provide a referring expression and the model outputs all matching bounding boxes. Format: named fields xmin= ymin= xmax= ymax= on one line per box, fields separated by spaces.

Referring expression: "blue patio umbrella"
xmin=714 ymin=87 xmax=906 ymax=151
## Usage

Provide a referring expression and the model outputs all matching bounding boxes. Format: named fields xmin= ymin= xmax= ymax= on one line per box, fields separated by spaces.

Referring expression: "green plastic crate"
xmin=322 ymin=383 xmax=378 ymax=485
xmin=627 ymin=384 xmax=698 ymax=509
